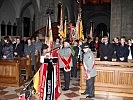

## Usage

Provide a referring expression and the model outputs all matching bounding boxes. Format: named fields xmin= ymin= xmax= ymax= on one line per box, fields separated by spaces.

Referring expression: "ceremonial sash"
xmin=83 ymin=61 xmax=95 ymax=79
xmin=60 ymin=54 xmax=72 ymax=72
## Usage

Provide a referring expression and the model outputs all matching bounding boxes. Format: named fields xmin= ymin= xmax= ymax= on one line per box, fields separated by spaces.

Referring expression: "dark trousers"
xmin=63 ymin=70 xmax=70 ymax=89
xmin=85 ymin=77 xmax=95 ymax=97
xmin=71 ymin=59 xmax=77 ymax=77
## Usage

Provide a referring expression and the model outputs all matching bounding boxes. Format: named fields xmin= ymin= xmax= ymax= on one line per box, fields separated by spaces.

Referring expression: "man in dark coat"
xmin=99 ymin=36 xmax=114 ymax=61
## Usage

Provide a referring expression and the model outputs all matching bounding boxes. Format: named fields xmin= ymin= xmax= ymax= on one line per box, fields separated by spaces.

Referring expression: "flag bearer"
xmin=81 ymin=43 xmax=97 ymax=98
xmin=59 ymin=39 xmax=73 ymax=91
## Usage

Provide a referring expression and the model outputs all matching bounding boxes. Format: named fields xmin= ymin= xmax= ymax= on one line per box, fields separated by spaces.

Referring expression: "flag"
xmin=33 ymin=70 xmax=39 ymax=93
xmin=19 ymin=94 xmax=26 ymax=100
xmin=76 ymin=13 xmax=84 ymax=40
xmin=48 ymin=15 xmax=53 ymax=51
xmin=75 ymin=14 xmax=80 ymax=39
xmin=58 ymin=5 xmax=64 ymax=38
xmin=69 ymin=22 xmax=72 ymax=40
xmin=79 ymin=18 xmax=84 ymax=40
xmin=45 ymin=17 xmax=48 ymax=44
xmin=89 ymin=23 xmax=93 ymax=38
xmin=39 ymin=59 xmax=61 ymax=100
xmin=39 ymin=63 xmax=48 ymax=100
xmin=63 ymin=20 xmax=67 ymax=38
xmin=54 ymin=61 xmax=61 ymax=100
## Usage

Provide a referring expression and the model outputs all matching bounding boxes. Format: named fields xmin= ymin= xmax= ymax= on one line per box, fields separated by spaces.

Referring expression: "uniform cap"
xmin=82 ymin=43 xmax=89 ymax=49
xmin=42 ymin=44 xmax=48 ymax=49
xmin=64 ymin=39 xmax=70 ymax=43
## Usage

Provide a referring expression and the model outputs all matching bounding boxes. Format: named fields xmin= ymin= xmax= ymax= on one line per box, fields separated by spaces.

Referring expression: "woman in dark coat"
xmin=2 ymin=36 xmax=13 ymax=60
xmin=116 ymin=37 xmax=129 ymax=62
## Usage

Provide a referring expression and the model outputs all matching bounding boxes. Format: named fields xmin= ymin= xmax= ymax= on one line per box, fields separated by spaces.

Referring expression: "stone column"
xmin=110 ymin=0 xmax=122 ymax=40
xmin=110 ymin=0 xmax=133 ymax=40
xmin=53 ymin=0 xmax=58 ymax=22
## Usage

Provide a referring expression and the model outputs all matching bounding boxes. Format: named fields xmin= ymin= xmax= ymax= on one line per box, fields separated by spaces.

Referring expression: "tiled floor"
xmin=0 ymin=71 xmax=133 ymax=100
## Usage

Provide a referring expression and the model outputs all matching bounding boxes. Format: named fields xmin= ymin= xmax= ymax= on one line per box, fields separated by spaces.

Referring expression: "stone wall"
xmin=110 ymin=0 xmax=133 ymax=40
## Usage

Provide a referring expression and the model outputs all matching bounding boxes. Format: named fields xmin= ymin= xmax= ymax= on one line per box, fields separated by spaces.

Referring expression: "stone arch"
xmin=0 ymin=0 xmax=16 ymax=24
xmin=62 ymin=0 xmax=75 ymax=23
xmin=19 ymin=1 xmax=32 ymax=18
xmin=86 ymin=10 xmax=110 ymax=29
xmin=7 ymin=21 xmax=12 ymax=25
xmin=0 ymin=0 xmax=4 ymax=8
xmin=1 ymin=20 xmax=5 ymax=25
xmin=85 ymin=10 xmax=110 ymax=38
xmin=95 ymin=23 xmax=108 ymax=38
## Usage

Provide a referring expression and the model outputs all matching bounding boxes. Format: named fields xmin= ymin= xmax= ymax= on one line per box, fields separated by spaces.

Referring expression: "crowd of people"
xmin=0 ymin=35 xmax=133 ymax=98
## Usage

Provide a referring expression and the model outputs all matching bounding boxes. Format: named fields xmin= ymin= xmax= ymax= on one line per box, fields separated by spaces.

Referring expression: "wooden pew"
xmin=35 ymin=55 xmax=41 ymax=71
xmin=79 ymin=59 xmax=133 ymax=94
xmin=0 ymin=57 xmax=32 ymax=87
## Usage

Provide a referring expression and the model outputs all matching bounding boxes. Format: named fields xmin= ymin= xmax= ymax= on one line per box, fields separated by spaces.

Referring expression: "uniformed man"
xmin=59 ymin=39 xmax=73 ymax=91
xmin=81 ymin=43 xmax=97 ymax=98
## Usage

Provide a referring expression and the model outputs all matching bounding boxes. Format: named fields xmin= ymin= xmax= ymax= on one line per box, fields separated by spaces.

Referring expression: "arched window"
xmin=1 ymin=21 xmax=6 ymax=36
xmin=7 ymin=21 xmax=11 ymax=36
xmin=13 ymin=23 xmax=17 ymax=36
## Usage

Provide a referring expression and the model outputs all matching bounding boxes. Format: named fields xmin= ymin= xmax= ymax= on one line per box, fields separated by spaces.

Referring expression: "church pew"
xmin=79 ymin=59 xmax=133 ymax=94
xmin=0 ymin=57 xmax=32 ymax=86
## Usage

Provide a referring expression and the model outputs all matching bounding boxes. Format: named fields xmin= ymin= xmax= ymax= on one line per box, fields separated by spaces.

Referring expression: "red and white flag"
xmin=39 ymin=63 xmax=48 ymax=100
xmin=89 ymin=23 xmax=93 ymax=39
xmin=48 ymin=16 xmax=53 ymax=51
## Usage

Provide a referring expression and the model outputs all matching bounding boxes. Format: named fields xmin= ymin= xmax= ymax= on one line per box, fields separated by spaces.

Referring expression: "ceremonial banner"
xmin=48 ymin=16 xmax=53 ymax=51
xmin=54 ymin=61 xmax=61 ymax=100
xmin=45 ymin=62 xmax=54 ymax=99
xmin=76 ymin=14 xmax=80 ymax=39
xmin=79 ymin=19 xmax=84 ymax=40
xmin=89 ymin=23 xmax=93 ymax=38
xmin=39 ymin=63 xmax=48 ymax=100
xmin=19 ymin=94 xmax=26 ymax=100
xmin=33 ymin=70 xmax=39 ymax=93
xmin=39 ymin=59 xmax=61 ymax=100
xmin=58 ymin=4 xmax=64 ymax=38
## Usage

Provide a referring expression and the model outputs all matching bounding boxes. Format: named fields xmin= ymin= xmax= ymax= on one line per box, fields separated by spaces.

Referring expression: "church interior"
xmin=0 ymin=0 xmax=133 ymax=100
